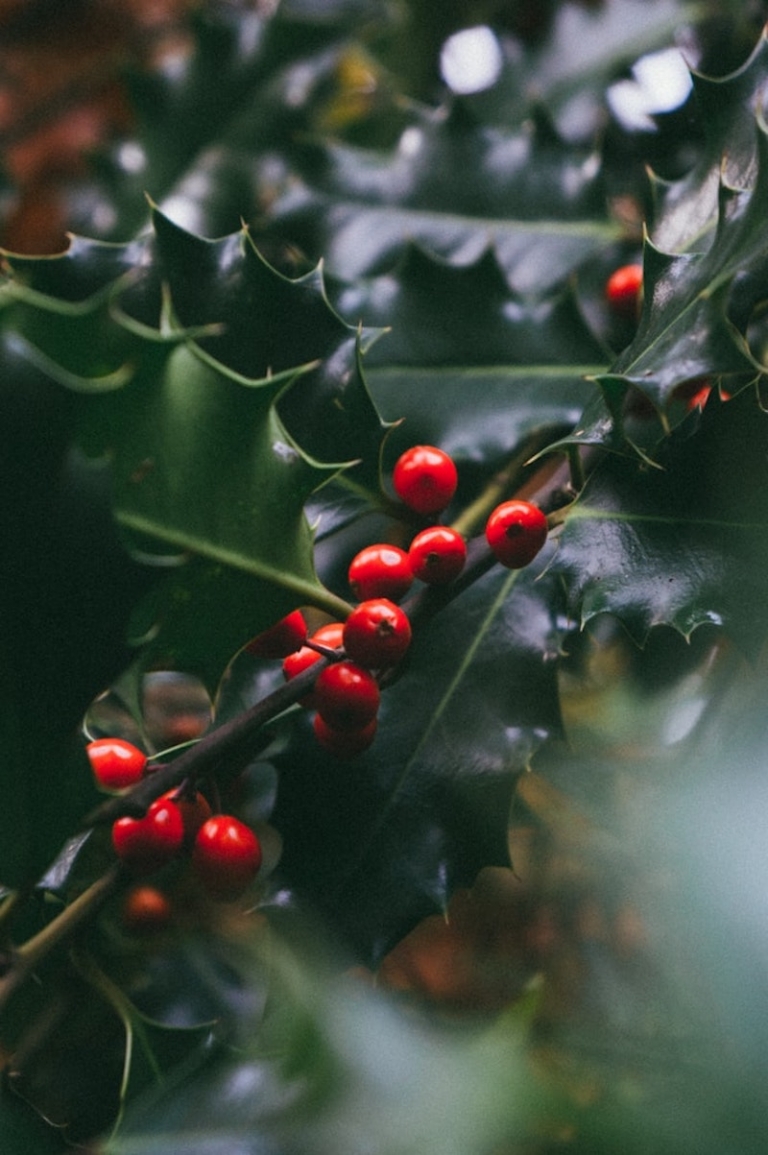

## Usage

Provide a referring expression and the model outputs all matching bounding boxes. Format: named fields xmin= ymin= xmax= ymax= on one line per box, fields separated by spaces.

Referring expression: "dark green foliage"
xmin=272 ymin=558 xmax=565 ymax=962
xmin=3 ymin=1 xmax=768 ymax=1152
xmin=551 ymin=390 xmax=768 ymax=654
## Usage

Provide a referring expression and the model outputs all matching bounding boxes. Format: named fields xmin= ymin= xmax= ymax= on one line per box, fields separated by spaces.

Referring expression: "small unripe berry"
xmin=485 ymin=500 xmax=548 ymax=569
xmin=392 ymin=445 xmax=458 ymax=516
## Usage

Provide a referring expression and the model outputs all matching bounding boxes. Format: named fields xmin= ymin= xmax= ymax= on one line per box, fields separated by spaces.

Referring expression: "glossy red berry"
xmin=681 ymin=380 xmax=712 ymax=410
xmin=348 ymin=544 xmax=413 ymax=601
xmin=343 ymin=599 xmax=411 ymax=668
xmin=282 ymin=645 xmax=321 ymax=683
xmin=192 ymin=815 xmax=262 ymax=900
xmin=111 ymin=798 xmax=185 ymax=873
xmin=605 ymin=263 xmax=643 ymax=318
xmin=485 ymin=500 xmax=548 ymax=569
xmin=314 ymin=661 xmax=380 ymax=730
xmin=408 ymin=526 xmax=467 ymax=584
xmin=313 ymin=714 xmax=377 ymax=759
xmin=86 ymin=737 xmax=148 ymax=791
xmin=311 ymin=622 xmax=345 ymax=650
xmin=392 ymin=445 xmax=458 ymax=516
xmin=162 ymin=788 xmax=213 ymax=849
xmin=282 ymin=623 xmax=344 ymax=707
xmin=122 ymin=885 xmax=172 ymax=934
xmin=244 ymin=609 xmax=307 ymax=659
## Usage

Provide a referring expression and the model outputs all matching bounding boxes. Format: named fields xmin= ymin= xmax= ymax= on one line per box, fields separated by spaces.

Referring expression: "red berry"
xmin=313 ymin=714 xmax=377 ymax=759
xmin=122 ymin=885 xmax=172 ymax=934
xmin=348 ymin=544 xmax=413 ymax=601
xmin=674 ymin=378 xmax=732 ymax=411
xmin=244 ymin=609 xmax=307 ymax=659
xmin=392 ymin=445 xmax=458 ymax=516
xmin=192 ymin=815 xmax=262 ymax=900
xmin=408 ymin=526 xmax=467 ymax=584
xmin=282 ymin=623 xmax=344 ymax=707
xmin=311 ymin=622 xmax=345 ymax=650
xmin=343 ymin=599 xmax=411 ymax=668
xmin=111 ymin=798 xmax=185 ymax=873
xmin=605 ymin=263 xmax=643 ymax=318
xmin=162 ymin=788 xmax=213 ymax=849
xmin=282 ymin=623 xmax=344 ymax=678
xmin=485 ymin=500 xmax=548 ymax=569
xmin=282 ymin=645 xmax=321 ymax=682
xmin=314 ymin=661 xmax=380 ymax=730
xmin=86 ymin=738 xmax=148 ymax=791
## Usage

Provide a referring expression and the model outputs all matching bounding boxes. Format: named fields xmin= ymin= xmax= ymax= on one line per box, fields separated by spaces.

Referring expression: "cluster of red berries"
xmin=245 ymin=446 xmax=549 ymax=760
xmin=86 ymin=738 xmax=262 ymax=902
xmin=275 ymin=609 xmax=402 ymax=759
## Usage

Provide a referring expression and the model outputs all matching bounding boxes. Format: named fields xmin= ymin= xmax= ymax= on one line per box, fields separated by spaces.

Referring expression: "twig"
xmin=83 ymin=655 xmax=334 ymax=828
xmin=0 ymin=865 xmax=122 ymax=1014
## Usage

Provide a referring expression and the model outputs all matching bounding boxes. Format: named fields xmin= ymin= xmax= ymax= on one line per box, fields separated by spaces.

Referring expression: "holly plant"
xmin=3 ymin=1 xmax=768 ymax=1152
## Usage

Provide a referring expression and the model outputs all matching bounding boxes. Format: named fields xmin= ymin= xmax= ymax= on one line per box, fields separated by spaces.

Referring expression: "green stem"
xmin=334 ymin=473 xmax=403 ymax=519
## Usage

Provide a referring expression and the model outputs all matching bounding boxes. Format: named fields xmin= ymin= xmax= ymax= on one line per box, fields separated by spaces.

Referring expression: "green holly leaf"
xmin=370 ymin=365 xmax=599 ymax=476
xmin=2 ymin=235 xmax=140 ymax=303
xmin=550 ymin=391 xmax=768 ymax=655
xmin=605 ymin=168 xmax=764 ymax=412
xmin=105 ymin=347 xmax=354 ymax=689
xmin=551 ymin=89 xmax=768 ymax=454
xmin=146 ymin=208 xmax=355 ymax=378
xmin=141 ymin=208 xmax=389 ymax=469
xmin=331 ymin=244 xmax=607 ymax=473
xmin=271 ymin=558 xmax=566 ymax=963
xmin=1 ymin=214 xmax=392 ymax=692
xmin=652 ymin=25 xmax=768 ymax=254
xmin=263 ymin=101 xmax=620 ymax=291
xmin=335 ymin=244 xmax=608 ymax=368
xmin=1 ymin=242 xmax=137 ymax=382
